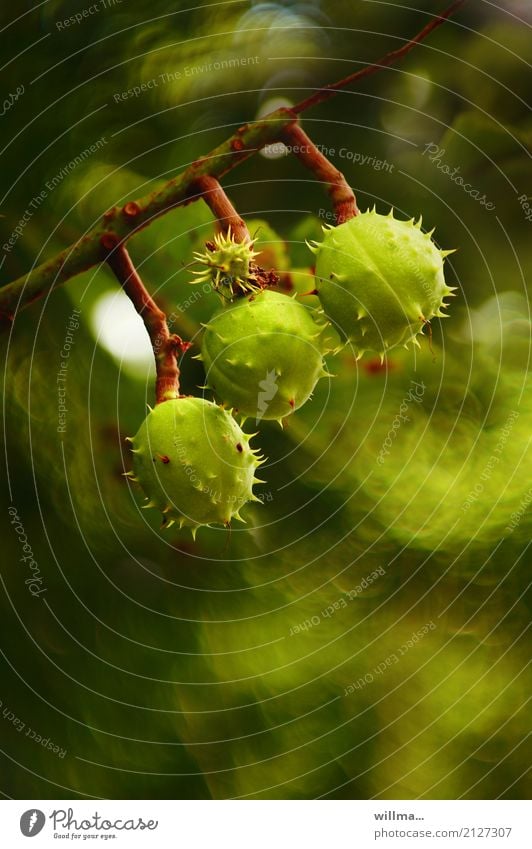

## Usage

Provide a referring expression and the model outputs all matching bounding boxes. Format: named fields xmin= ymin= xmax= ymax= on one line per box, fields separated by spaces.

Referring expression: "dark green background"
xmin=1 ymin=0 xmax=530 ymax=799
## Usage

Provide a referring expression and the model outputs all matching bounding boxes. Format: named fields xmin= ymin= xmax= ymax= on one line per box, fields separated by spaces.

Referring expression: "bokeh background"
xmin=1 ymin=0 xmax=530 ymax=799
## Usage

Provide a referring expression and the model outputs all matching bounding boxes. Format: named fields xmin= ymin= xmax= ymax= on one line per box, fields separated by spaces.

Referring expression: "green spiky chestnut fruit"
xmin=191 ymin=227 xmax=261 ymax=298
xmin=311 ymin=209 xmax=456 ymax=358
xmin=200 ymin=290 xmax=330 ymax=423
xmin=127 ymin=397 xmax=263 ymax=534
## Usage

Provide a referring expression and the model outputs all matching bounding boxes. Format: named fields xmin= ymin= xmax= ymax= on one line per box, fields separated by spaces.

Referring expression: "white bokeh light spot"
xmin=90 ymin=289 xmax=155 ymax=379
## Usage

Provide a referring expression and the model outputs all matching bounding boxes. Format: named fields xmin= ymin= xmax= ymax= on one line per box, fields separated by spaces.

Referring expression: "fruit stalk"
xmin=190 ymin=176 xmax=250 ymax=242
xmin=281 ymin=124 xmax=358 ymax=224
xmin=105 ymin=241 xmax=186 ymax=404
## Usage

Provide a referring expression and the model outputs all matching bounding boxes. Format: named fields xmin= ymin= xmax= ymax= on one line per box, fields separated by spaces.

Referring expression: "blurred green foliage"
xmin=1 ymin=0 xmax=530 ymax=799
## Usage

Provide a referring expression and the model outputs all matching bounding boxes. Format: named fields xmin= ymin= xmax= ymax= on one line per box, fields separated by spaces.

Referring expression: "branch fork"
xmin=0 ymin=1 xmax=466 ymax=404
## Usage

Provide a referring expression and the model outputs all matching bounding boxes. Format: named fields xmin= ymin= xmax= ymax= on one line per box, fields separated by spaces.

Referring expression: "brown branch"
xmin=281 ymin=124 xmax=358 ymax=223
xmin=104 ymin=238 xmax=189 ymax=404
xmin=190 ymin=176 xmax=251 ymax=242
xmin=0 ymin=0 xmax=466 ymax=322
xmin=292 ymin=0 xmax=467 ymax=115
xmin=0 ymin=109 xmax=297 ymax=321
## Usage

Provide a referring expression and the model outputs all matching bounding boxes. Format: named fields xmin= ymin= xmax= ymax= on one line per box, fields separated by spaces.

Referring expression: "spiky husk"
xmin=200 ymin=290 xmax=331 ymax=423
xmin=191 ymin=227 xmax=261 ymax=298
xmin=127 ymin=397 xmax=263 ymax=534
xmin=311 ymin=209 xmax=457 ymax=358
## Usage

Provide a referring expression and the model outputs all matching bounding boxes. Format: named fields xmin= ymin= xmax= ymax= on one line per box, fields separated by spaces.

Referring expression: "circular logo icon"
xmin=20 ymin=810 xmax=46 ymax=837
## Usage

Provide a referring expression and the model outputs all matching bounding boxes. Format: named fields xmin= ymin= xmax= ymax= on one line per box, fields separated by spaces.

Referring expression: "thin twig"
xmin=292 ymin=0 xmax=467 ymax=114
xmin=190 ymin=176 xmax=251 ymax=242
xmin=281 ymin=124 xmax=358 ymax=223
xmin=105 ymin=240 xmax=187 ymax=403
